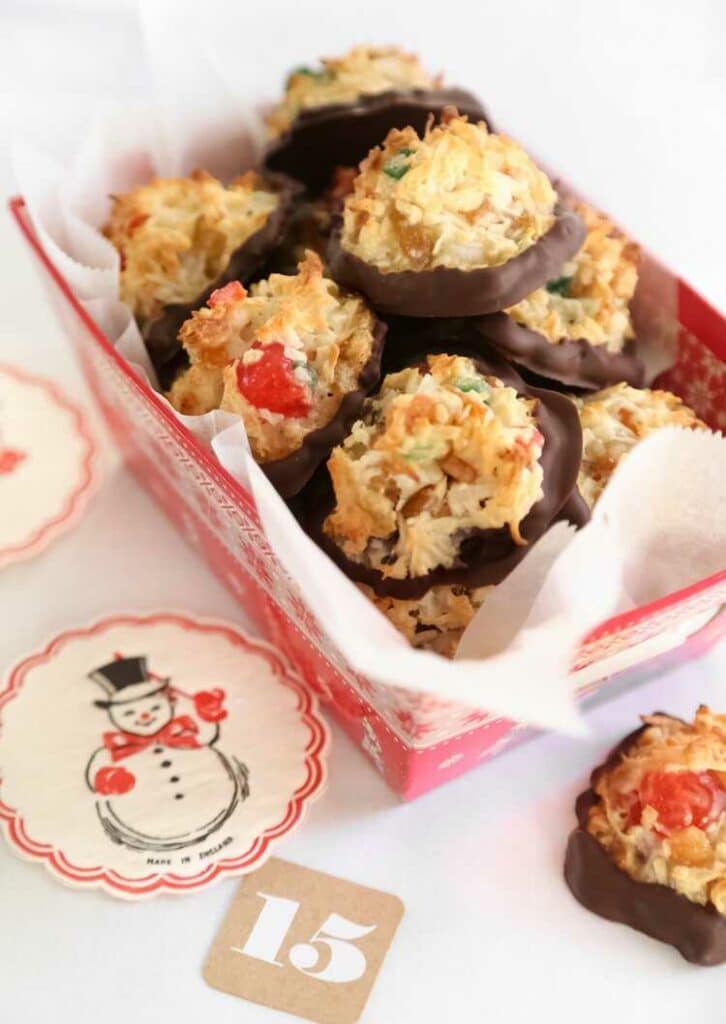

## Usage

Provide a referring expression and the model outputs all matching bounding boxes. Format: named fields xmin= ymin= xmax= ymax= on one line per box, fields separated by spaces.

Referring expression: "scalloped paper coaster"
xmin=0 ymin=612 xmax=328 ymax=898
xmin=0 ymin=363 xmax=97 ymax=567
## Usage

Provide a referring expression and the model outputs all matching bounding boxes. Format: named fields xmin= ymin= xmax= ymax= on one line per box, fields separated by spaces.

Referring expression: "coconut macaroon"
xmin=105 ymin=170 xmax=282 ymax=325
xmin=328 ymin=112 xmax=586 ymax=316
xmin=263 ymin=49 xmax=487 ymax=195
xmin=581 ymin=708 xmax=726 ymax=914
xmin=506 ymin=203 xmax=638 ymax=351
xmin=480 ymin=201 xmax=643 ymax=388
xmin=574 ymin=383 xmax=705 ymax=509
xmin=364 ymin=583 xmax=491 ymax=658
xmin=265 ymin=45 xmax=439 ymax=139
xmin=341 ymin=114 xmax=555 ymax=273
xmin=167 ymin=251 xmax=384 ymax=497
xmin=314 ymin=353 xmax=555 ymax=600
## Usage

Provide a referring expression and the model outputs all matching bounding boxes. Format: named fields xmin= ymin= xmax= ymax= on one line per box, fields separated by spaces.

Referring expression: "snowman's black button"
xmin=170 ymin=776 xmax=180 ymax=783
xmin=153 ymin=747 xmax=163 ymax=754
xmin=174 ymin=793 xmax=184 ymax=800
xmin=161 ymin=760 xmax=172 ymax=768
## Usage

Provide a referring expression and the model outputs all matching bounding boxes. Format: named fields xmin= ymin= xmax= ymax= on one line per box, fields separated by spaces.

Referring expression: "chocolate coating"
xmin=262 ymin=197 xmax=333 ymax=277
xmin=379 ymin=315 xmax=500 ymax=375
xmin=557 ymin=487 xmax=591 ymax=529
xmin=564 ymin=719 xmax=726 ymax=965
xmin=262 ymin=318 xmax=387 ymax=499
xmin=263 ymin=88 xmax=490 ymax=195
xmin=306 ymin=346 xmax=583 ymax=599
xmin=144 ymin=173 xmax=302 ymax=391
xmin=328 ymin=204 xmax=586 ymax=318
xmin=478 ymin=311 xmax=645 ymax=390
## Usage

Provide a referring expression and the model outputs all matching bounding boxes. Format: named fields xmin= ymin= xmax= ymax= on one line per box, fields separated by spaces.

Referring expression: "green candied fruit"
xmin=454 ymin=377 xmax=490 ymax=395
xmin=401 ymin=442 xmax=441 ymax=463
xmin=287 ymin=66 xmax=332 ymax=84
xmin=382 ymin=147 xmax=417 ymax=180
xmin=545 ymin=275 xmax=573 ymax=296
xmin=294 ymin=362 xmax=318 ymax=391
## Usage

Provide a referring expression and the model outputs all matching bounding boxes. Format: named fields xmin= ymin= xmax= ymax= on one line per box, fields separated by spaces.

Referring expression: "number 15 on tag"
xmin=236 ymin=892 xmax=377 ymax=983
xmin=204 ymin=857 xmax=405 ymax=1024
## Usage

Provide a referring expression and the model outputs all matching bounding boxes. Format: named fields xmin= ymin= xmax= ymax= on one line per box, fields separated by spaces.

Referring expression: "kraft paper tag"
xmin=203 ymin=857 xmax=405 ymax=1024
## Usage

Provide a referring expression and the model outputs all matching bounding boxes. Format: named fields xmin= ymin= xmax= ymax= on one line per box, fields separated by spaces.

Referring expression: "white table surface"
xmin=1 ymin=3 xmax=725 ymax=1022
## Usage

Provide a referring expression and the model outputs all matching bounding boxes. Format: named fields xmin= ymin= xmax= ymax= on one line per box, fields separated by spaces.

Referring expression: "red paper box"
xmin=11 ymin=196 xmax=726 ymax=799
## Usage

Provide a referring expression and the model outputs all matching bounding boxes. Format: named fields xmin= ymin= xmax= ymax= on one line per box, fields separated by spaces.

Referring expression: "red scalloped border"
xmin=0 ymin=362 xmax=97 ymax=567
xmin=0 ymin=612 xmax=329 ymax=898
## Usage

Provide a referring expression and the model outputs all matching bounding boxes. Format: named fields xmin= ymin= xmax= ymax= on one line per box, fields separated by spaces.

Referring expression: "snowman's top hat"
xmin=90 ymin=656 xmax=170 ymax=709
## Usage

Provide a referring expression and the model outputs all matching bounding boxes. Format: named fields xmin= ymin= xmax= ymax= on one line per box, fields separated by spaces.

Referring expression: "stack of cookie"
xmin=104 ymin=45 xmax=707 ymax=656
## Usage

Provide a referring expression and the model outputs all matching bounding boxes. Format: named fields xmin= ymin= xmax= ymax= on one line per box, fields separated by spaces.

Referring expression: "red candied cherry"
xmin=638 ymin=770 xmax=722 ymax=835
xmin=236 ymin=342 xmax=313 ymax=418
xmin=616 ymin=788 xmax=644 ymax=829
xmin=208 ymin=281 xmax=245 ymax=307
xmin=94 ymin=765 xmax=135 ymax=796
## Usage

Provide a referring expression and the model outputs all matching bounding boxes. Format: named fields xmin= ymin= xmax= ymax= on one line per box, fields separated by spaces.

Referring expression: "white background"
xmin=1 ymin=2 xmax=725 ymax=1022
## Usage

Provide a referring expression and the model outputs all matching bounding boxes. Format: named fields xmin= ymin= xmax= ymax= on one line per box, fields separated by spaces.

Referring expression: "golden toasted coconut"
xmin=586 ymin=707 xmax=726 ymax=913
xmin=363 ymin=582 xmax=491 ymax=657
xmin=505 ymin=201 xmax=639 ymax=350
xmin=323 ymin=354 xmax=545 ymax=581
xmin=340 ymin=111 xmax=556 ymax=274
xmin=265 ymin=45 xmax=439 ymax=138
xmin=105 ymin=169 xmax=279 ymax=323
xmin=166 ymin=364 xmax=225 ymax=417
xmin=575 ymin=383 xmax=706 ymax=508
xmin=167 ymin=251 xmax=379 ymax=467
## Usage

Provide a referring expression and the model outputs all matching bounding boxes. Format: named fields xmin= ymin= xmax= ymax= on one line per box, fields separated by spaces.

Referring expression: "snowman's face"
xmin=110 ymin=693 xmax=174 ymax=736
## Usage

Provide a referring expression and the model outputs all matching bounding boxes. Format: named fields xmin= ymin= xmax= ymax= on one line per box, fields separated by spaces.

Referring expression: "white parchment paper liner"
xmin=12 ymin=17 xmax=726 ymax=735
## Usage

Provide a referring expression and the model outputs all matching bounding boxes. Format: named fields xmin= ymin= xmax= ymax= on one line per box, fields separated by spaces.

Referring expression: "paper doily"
xmin=0 ymin=612 xmax=328 ymax=898
xmin=0 ymin=363 xmax=96 ymax=567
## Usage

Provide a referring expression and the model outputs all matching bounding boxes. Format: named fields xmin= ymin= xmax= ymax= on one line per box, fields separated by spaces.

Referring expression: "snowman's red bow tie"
xmin=102 ymin=715 xmax=202 ymax=761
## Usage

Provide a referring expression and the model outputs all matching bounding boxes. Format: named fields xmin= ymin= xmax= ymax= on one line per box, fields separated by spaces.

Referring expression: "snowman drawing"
xmin=85 ymin=655 xmax=249 ymax=852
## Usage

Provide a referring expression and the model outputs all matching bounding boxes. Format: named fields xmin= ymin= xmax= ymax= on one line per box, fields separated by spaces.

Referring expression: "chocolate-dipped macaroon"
xmin=105 ymin=169 xmax=298 ymax=388
xmin=166 ymin=251 xmax=385 ymax=497
xmin=308 ymin=351 xmax=582 ymax=600
xmin=565 ymin=708 xmax=726 ymax=965
xmin=479 ymin=201 xmax=644 ymax=389
xmin=263 ymin=45 xmax=487 ymax=194
xmin=562 ymin=382 xmax=707 ymax=524
xmin=328 ymin=111 xmax=585 ymax=317
xmin=361 ymin=583 xmax=492 ymax=658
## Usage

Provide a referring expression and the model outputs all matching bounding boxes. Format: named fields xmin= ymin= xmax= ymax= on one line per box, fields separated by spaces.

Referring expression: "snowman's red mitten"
xmin=193 ymin=688 xmax=228 ymax=723
xmin=94 ymin=765 xmax=136 ymax=795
